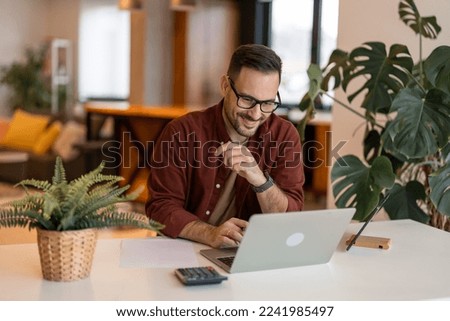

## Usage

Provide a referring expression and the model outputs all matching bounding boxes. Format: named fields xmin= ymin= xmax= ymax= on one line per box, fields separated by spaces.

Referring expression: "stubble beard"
xmin=223 ymin=100 xmax=264 ymax=139
xmin=232 ymin=112 xmax=262 ymax=138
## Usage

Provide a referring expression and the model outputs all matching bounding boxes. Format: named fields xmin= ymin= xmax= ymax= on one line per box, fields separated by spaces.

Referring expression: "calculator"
xmin=175 ymin=266 xmax=228 ymax=285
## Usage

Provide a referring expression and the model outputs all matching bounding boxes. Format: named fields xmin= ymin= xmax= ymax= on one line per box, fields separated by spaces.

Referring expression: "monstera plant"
xmin=300 ymin=0 xmax=450 ymax=230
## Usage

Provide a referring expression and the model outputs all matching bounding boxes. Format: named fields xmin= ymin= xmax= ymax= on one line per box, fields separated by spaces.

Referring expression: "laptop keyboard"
xmin=217 ymin=256 xmax=235 ymax=267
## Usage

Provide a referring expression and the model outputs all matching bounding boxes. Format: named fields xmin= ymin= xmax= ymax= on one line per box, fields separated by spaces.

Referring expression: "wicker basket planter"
xmin=37 ymin=228 xmax=98 ymax=282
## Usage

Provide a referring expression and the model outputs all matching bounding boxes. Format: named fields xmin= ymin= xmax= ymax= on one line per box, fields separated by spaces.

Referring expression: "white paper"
xmin=119 ymin=238 xmax=199 ymax=268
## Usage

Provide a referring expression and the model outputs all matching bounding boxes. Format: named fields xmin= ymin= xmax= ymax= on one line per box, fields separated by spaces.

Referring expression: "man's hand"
xmin=179 ymin=218 xmax=248 ymax=248
xmin=215 ymin=141 xmax=266 ymax=187
xmin=209 ymin=217 xmax=248 ymax=248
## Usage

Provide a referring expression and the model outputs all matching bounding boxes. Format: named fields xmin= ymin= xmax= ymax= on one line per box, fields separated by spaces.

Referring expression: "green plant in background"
xmin=0 ymin=157 xmax=164 ymax=232
xmin=300 ymin=0 xmax=450 ymax=229
xmin=0 ymin=44 xmax=51 ymax=111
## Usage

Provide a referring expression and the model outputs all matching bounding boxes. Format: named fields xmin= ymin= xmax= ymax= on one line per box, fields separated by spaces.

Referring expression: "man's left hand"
xmin=215 ymin=141 xmax=266 ymax=186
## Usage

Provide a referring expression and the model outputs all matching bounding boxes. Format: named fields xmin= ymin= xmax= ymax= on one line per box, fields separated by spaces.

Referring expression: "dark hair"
xmin=227 ymin=44 xmax=282 ymax=82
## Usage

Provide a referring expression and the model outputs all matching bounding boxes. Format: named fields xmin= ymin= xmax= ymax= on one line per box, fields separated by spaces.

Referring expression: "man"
xmin=146 ymin=44 xmax=304 ymax=248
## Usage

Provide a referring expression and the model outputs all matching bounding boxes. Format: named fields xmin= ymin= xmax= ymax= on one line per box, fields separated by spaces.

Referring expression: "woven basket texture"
xmin=37 ymin=228 xmax=98 ymax=282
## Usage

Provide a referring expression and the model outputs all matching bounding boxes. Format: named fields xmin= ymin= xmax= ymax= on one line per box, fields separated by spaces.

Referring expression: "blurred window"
xmin=78 ymin=0 xmax=130 ymax=102
xmin=271 ymin=0 xmax=339 ymax=108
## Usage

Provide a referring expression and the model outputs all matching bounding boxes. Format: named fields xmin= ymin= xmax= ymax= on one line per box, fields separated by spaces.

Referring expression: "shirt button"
xmin=216 ymin=183 xmax=221 ymax=189
xmin=206 ymin=210 xmax=211 ymax=215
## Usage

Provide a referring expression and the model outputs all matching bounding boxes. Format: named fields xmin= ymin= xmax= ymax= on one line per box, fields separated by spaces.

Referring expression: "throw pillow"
xmin=52 ymin=121 xmax=86 ymax=161
xmin=0 ymin=110 xmax=50 ymax=151
xmin=33 ymin=121 xmax=62 ymax=155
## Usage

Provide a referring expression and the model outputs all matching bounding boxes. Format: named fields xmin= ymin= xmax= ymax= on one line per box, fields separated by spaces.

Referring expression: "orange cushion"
xmin=33 ymin=121 xmax=62 ymax=155
xmin=0 ymin=118 xmax=10 ymax=142
xmin=0 ymin=110 xmax=50 ymax=151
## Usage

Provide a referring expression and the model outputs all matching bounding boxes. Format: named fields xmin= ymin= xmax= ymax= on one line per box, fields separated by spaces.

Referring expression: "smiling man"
xmin=146 ymin=44 xmax=305 ymax=248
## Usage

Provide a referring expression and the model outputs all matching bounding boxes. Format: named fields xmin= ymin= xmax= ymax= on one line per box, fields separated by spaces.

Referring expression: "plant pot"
xmin=37 ymin=228 xmax=98 ymax=282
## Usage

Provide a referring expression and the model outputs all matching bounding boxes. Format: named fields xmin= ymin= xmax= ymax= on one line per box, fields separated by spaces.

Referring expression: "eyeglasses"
xmin=228 ymin=77 xmax=281 ymax=113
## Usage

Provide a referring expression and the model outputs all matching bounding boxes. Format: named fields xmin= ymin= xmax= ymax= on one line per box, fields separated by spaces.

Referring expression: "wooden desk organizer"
xmin=346 ymin=235 xmax=391 ymax=250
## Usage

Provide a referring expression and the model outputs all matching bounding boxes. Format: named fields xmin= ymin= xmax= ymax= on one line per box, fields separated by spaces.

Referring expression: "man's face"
xmin=222 ymin=67 xmax=280 ymax=139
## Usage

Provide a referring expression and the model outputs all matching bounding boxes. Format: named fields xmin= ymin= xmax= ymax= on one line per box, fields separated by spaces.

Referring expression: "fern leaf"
xmin=60 ymin=166 xmax=112 ymax=215
xmin=48 ymin=180 xmax=69 ymax=204
xmin=76 ymin=185 xmax=131 ymax=218
xmin=8 ymin=193 xmax=44 ymax=208
xmin=76 ymin=208 xmax=164 ymax=231
xmin=0 ymin=208 xmax=54 ymax=230
xmin=52 ymin=157 xmax=67 ymax=185
xmin=15 ymin=179 xmax=52 ymax=192
xmin=76 ymin=178 xmax=124 ymax=212
xmin=42 ymin=192 xmax=62 ymax=221
xmin=58 ymin=166 xmax=107 ymax=225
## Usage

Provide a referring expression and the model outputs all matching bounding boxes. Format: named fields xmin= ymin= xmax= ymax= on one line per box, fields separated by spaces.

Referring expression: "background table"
xmin=1 ymin=219 xmax=450 ymax=301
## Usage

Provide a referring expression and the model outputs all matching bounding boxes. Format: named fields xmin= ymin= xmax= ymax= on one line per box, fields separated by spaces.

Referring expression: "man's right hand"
xmin=179 ymin=218 xmax=249 ymax=248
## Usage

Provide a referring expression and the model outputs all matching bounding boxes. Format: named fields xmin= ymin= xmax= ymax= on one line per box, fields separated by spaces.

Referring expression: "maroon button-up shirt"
xmin=145 ymin=101 xmax=305 ymax=238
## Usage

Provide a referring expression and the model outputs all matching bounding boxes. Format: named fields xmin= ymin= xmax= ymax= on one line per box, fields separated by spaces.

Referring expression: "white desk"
xmin=1 ymin=219 xmax=450 ymax=301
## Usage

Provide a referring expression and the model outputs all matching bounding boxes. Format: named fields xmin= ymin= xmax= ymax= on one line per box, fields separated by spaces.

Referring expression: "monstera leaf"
xmin=383 ymin=181 xmax=429 ymax=223
xmin=321 ymin=49 xmax=350 ymax=92
xmin=443 ymin=143 xmax=450 ymax=161
xmin=296 ymin=95 xmax=315 ymax=142
xmin=399 ymin=0 xmax=441 ymax=39
xmin=297 ymin=64 xmax=323 ymax=140
xmin=331 ymin=155 xmax=395 ymax=221
xmin=363 ymin=129 xmax=381 ymax=164
xmin=381 ymin=87 xmax=450 ymax=160
xmin=342 ymin=42 xmax=414 ymax=113
xmin=429 ymin=163 xmax=450 ymax=217
xmin=424 ymin=45 xmax=450 ymax=95
xmin=299 ymin=64 xmax=323 ymax=113
xmin=306 ymin=64 xmax=322 ymax=101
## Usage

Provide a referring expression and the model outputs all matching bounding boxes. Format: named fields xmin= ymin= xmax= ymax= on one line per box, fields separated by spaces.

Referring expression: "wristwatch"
xmin=251 ymin=172 xmax=274 ymax=193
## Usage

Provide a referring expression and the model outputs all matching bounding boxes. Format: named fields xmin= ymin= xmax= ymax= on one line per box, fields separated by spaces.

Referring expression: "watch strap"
xmin=251 ymin=172 xmax=274 ymax=193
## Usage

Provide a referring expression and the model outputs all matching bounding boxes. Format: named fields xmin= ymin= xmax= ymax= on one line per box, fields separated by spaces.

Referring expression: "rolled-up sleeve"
xmin=269 ymin=123 xmax=304 ymax=212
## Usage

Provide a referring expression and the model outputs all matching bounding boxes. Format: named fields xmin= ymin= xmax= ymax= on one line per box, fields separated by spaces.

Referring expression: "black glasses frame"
xmin=228 ymin=77 xmax=281 ymax=113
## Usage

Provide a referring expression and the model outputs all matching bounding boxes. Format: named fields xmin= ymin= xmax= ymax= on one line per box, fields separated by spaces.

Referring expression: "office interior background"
xmin=0 ymin=0 xmax=449 ymax=210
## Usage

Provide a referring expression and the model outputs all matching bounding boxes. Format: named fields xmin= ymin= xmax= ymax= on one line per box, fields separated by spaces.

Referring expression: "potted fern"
xmin=299 ymin=0 xmax=450 ymax=229
xmin=0 ymin=157 xmax=163 ymax=281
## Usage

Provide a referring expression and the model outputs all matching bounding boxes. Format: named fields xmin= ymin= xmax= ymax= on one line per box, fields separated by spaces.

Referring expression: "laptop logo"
xmin=286 ymin=232 xmax=305 ymax=247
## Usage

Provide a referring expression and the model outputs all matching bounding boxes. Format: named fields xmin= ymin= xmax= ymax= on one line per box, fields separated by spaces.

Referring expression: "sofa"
xmin=0 ymin=109 xmax=106 ymax=183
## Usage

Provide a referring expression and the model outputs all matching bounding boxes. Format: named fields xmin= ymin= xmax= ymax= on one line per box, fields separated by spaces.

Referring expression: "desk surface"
xmin=1 ymin=219 xmax=449 ymax=301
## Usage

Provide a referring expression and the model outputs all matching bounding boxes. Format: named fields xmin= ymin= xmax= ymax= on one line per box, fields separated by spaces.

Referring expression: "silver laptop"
xmin=200 ymin=208 xmax=355 ymax=273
